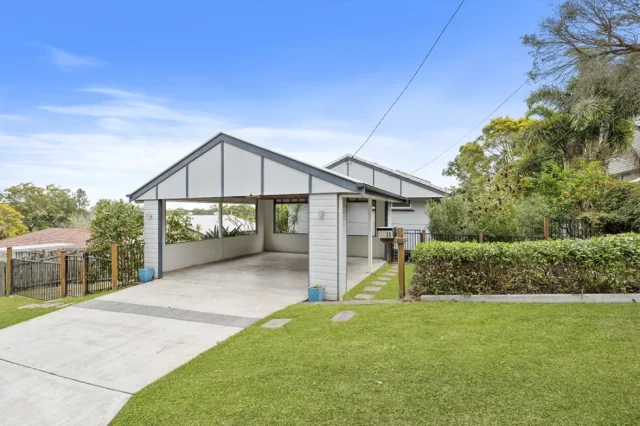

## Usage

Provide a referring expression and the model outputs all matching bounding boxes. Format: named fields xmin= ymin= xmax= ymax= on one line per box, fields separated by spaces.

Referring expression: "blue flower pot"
xmin=138 ymin=268 xmax=154 ymax=283
xmin=308 ymin=287 xmax=325 ymax=302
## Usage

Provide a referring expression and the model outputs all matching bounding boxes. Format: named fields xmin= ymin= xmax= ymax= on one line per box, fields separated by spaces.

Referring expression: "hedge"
xmin=409 ymin=234 xmax=640 ymax=296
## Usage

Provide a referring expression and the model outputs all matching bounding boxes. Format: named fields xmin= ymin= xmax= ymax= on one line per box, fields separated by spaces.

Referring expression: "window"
xmin=274 ymin=199 xmax=308 ymax=234
xmin=392 ymin=200 xmax=412 ymax=210
xmin=165 ymin=201 xmax=256 ymax=244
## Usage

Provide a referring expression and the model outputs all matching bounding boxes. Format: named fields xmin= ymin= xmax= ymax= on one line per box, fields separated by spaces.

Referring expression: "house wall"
xmin=392 ymin=198 xmax=430 ymax=230
xmin=308 ymin=194 xmax=346 ymax=301
xmin=143 ymin=200 xmax=163 ymax=278
xmin=162 ymin=200 xmax=266 ymax=273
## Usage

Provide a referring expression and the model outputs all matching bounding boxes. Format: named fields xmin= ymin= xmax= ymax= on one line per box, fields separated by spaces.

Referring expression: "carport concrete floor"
xmin=0 ymin=252 xmax=383 ymax=426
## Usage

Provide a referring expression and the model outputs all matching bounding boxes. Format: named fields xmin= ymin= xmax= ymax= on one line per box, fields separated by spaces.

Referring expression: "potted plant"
xmin=308 ymin=285 xmax=324 ymax=302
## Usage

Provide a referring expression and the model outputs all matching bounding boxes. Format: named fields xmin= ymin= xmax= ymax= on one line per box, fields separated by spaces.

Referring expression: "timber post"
xmin=478 ymin=231 xmax=484 ymax=244
xmin=111 ymin=243 xmax=118 ymax=290
xmin=544 ymin=216 xmax=551 ymax=240
xmin=6 ymin=247 xmax=12 ymax=296
xmin=421 ymin=230 xmax=426 ymax=243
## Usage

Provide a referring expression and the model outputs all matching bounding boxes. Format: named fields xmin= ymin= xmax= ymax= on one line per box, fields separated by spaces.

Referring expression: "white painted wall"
xmin=188 ymin=144 xmax=221 ymax=198
xmin=223 ymin=143 xmax=261 ymax=196
xmin=374 ymin=170 xmax=401 ymax=194
xmin=391 ymin=199 xmax=430 ymax=230
xmin=337 ymin=196 xmax=347 ymax=299
xmin=263 ymin=159 xmax=309 ymax=195
xmin=161 ymin=199 xmax=266 ymax=272
xmin=157 ymin=168 xmax=187 ymax=199
xmin=143 ymin=200 xmax=162 ymax=278
xmin=308 ymin=194 xmax=343 ymax=301
xmin=348 ymin=162 xmax=374 ymax=184
xmin=263 ymin=200 xmax=309 ymax=253
xmin=312 ymin=176 xmax=351 ymax=194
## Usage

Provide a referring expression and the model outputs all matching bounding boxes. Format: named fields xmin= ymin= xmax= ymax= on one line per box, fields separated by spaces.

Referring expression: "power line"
xmin=411 ymin=78 xmax=530 ymax=174
xmin=351 ymin=0 xmax=466 ymax=159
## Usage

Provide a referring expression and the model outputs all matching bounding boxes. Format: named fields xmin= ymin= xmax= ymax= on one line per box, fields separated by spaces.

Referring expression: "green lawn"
xmin=344 ymin=262 xmax=415 ymax=300
xmin=112 ymin=303 xmax=640 ymax=426
xmin=0 ymin=292 xmax=114 ymax=330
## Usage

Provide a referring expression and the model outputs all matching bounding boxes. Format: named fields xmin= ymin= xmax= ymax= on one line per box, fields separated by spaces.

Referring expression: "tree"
xmin=165 ymin=209 xmax=201 ymax=244
xmin=0 ymin=204 xmax=28 ymax=239
xmin=73 ymin=189 xmax=90 ymax=214
xmin=0 ymin=183 xmax=81 ymax=231
xmin=275 ymin=204 xmax=303 ymax=233
xmin=523 ymin=0 xmax=640 ymax=80
xmin=426 ymin=197 xmax=470 ymax=234
xmin=88 ymin=200 xmax=143 ymax=254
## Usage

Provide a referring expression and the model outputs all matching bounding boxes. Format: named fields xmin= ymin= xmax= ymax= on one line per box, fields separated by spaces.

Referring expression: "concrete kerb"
xmin=419 ymin=294 xmax=640 ymax=303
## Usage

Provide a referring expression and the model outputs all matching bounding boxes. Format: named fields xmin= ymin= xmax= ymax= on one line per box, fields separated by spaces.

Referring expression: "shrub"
xmin=409 ymin=234 xmax=640 ymax=296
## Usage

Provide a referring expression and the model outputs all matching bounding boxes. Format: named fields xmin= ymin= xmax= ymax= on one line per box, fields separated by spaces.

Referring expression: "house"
xmin=608 ymin=121 xmax=640 ymax=182
xmin=0 ymin=228 xmax=91 ymax=251
xmin=128 ymin=133 xmax=407 ymax=301
xmin=325 ymin=155 xmax=447 ymax=231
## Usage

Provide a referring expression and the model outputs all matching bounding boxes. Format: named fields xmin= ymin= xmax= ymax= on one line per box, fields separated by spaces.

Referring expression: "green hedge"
xmin=409 ymin=234 xmax=640 ymax=296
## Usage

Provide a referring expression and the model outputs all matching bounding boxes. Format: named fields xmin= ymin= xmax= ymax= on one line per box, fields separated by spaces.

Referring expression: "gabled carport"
xmin=128 ymin=133 xmax=405 ymax=300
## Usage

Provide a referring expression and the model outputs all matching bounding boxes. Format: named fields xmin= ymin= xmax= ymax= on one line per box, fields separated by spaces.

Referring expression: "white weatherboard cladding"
xmin=311 ymin=177 xmax=351 ymax=194
xmin=188 ymin=144 xmax=222 ymax=198
xmin=331 ymin=162 xmax=348 ymax=176
xmin=143 ymin=200 xmax=161 ymax=278
xmin=346 ymin=202 xmax=375 ymax=236
xmin=348 ymin=162 xmax=373 ymax=185
xmin=309 ymin=194 xmax=343 ymax=301
xmin=374 ymin=171 xmax=401 ymax=195
xmin=137 ymin=187 xmax=157 ymax=200
xmin=264 ymin=159 xmax=309 ymax=195
xmin=337 ymin=196 xmax=347 ymax=298
xmin=157 ymin=168 xmax=186 ymax=199
xmin=401 ymin=180 xmax=443 ymax=198
xmin=223 ymin=143 xmax=261 ymax=196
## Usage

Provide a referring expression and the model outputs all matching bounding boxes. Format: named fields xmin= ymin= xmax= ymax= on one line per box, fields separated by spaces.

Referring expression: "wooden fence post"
xmin=82 ymin=252 xmax=89 ymax=296
xmin=544 ymin=216 xmax=551 ymax=240
xmin=478 ymin=231 xmax=484 ymax=244
xmin=59 ymin=250 xmax=67 ymax=299
xmin=397 ymin=227 xmax=405 ymax=300
xmin=421 ymin=230 xmax=426 ymax=243
xmin=111 ymin=243 xmax=118 ymax=290
xmin=6 ymin=247 xmax=12 ymax=296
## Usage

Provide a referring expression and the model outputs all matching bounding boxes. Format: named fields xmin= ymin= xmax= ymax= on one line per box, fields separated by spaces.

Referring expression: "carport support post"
xmin=59 ymin=250 xmax=67 ymax=299
xmin=5 ymin=247 xmax=12 ymax=296
xmin=367 ymin=198 xmax=373 ymax=274
xmin=397 ymin=228 xmax=405 ymax=299
xmin=111 ymin=243 xmax=118 ymax=290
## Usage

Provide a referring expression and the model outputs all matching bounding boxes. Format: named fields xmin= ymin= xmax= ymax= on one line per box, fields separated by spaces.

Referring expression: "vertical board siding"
xmin=308 ymin=194 xmax=339 ymax=300
xmin=143 ymin=200 xmax=160 ymax=277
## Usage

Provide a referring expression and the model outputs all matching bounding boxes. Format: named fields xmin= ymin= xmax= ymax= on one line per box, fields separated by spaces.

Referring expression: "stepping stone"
xmin=354 ymin=294 xmax=374 ymax=300
xmin=332 ymin=311 xmax=355 ymax=322
xmin=364 ymin=286 xmax=381 ymax=292
xmin=262 ymin=319 xmax=291 ymax=329
xmin=378 ymin=276 xmax=391 ymax=281
xmin=371 ymin=280 xmax=387 ymax=286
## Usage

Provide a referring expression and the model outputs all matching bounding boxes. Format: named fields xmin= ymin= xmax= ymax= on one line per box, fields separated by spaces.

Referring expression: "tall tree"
xmin=523 ymin=0 xmax=640 ymax=80
xmin=88 ymin=200 xmax=144 ymax=254
xmin=0 ymin=183 xmax=80 ymax=231
xmin=0 ymin=204 xmax=28 ymax=239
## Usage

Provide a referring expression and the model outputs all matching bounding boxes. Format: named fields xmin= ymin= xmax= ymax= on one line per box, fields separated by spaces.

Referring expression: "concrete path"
xmin=0 ymin=252 xmax=381 ymax=426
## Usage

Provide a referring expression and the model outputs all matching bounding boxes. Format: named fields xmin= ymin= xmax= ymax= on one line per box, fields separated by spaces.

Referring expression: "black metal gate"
xmin=11 ymin=258 xmax=61 ymax=300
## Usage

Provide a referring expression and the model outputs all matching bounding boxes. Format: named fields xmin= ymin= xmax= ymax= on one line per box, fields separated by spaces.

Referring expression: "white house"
xmin=608 ymin=121 xmax=640 ymax=182
xmin=128 ymin=133 xmax=407 ymax=301
xmin=325 ymin=155 xmax=447 ymax=231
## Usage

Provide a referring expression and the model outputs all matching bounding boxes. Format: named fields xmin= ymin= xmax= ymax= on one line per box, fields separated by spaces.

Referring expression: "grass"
xmin=0 ymin=291 xmax=114 ymax=330
xmin=344 ymin=262 xmax=416 ymax=300
xmin=112 ymin=302 xmax=640 ymax=425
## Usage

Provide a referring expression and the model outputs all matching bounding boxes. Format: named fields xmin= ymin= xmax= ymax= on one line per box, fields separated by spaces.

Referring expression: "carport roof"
xmin=127 ymin=133 xmax=406 ymax=202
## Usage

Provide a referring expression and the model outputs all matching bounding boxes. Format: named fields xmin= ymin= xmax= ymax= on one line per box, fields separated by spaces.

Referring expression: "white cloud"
xmin=45 ymin=47 xmax=102 ymax=70
xmin=1 ymin=86 xmax=503 ymax=203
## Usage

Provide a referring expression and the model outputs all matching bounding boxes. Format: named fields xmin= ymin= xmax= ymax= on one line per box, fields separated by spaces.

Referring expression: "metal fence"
xmin=392 ymin=230 xmax=546 ymax=261
xmin=11 ymin=258 xmax=61 ymax=300
xmin=118 ymin=243 xmax=144 ymax=288
xmin=550 ymin=218 xmax=591 ymax=239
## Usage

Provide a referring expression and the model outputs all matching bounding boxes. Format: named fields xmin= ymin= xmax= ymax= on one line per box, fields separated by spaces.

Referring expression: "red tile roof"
xmin=0 ymin=228 xmax=91 ymax=249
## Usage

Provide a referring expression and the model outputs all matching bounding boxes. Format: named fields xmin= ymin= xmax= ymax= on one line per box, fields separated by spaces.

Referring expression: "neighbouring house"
xmin=325 ymin=155 xmax=447 ymax=231
xmin=0 ymin=228 xmax=91 ymax=251
xmin=128 ymin=133 xmax=409 ymax=301
xmin=608 ymin=121 xmax=640 ymax=182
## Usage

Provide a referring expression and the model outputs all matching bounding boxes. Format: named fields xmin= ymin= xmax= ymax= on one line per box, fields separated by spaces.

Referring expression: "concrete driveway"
xmin=0 ymin=252 xmax=382 ymax=426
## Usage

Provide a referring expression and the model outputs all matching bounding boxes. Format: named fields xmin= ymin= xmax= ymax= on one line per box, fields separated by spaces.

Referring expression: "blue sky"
xmin=0 ymin=0 xmax=556 ymax=202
